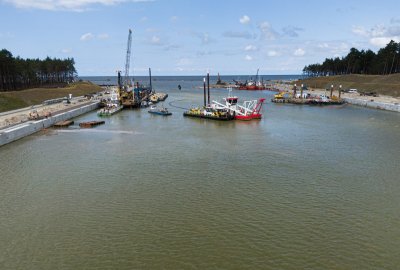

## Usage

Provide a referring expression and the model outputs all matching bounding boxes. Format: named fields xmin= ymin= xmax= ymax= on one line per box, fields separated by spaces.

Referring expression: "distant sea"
xmin=79 ymin=75 xmax=302 ymax=86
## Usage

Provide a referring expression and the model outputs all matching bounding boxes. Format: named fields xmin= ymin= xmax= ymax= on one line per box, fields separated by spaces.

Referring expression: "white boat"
xmin=97 ymin=103 xmax=123 ymax=116
xmin=97 ymin=88 xmax=123 ymax=116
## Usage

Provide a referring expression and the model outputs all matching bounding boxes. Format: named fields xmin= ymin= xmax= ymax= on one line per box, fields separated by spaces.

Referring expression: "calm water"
xmin=1 ymin=76 xmax=400 ymax=269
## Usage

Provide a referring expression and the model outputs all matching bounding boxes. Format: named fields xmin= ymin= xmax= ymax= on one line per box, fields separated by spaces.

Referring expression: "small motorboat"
xmin=148 ymin=106 xmax=172 ymax=116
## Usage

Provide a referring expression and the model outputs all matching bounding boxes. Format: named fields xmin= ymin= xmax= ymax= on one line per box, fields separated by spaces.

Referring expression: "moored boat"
xmin=148 ymin=105 xmax=172 ymax=116
xmin=97 ymin=87 xmax=123 ymax=116
xmin=97 ymin=103 xmax=123 ymax=116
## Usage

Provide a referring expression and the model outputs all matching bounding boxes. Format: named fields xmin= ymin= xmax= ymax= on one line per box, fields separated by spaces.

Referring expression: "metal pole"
xmin=149 ymin=68 xmax=152 ymax=92
xmin=203 ymin=78 xmax=206 ymax=107
xmin=207 ymin=72 xmax=210 ymax=105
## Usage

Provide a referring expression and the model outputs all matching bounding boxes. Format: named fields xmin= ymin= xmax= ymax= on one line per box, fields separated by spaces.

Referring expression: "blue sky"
xmin=1 ymin=0 xmax=400 ymax=76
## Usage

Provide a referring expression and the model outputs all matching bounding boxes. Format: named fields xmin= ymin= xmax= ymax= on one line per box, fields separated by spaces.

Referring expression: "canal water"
xmin=1 ymin=77 xmax=400 ymax=269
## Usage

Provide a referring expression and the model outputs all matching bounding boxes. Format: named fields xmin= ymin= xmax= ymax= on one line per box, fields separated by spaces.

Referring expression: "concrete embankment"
xmin=0 ymin=102 xmax=99 ymax=147
xmin=342 ymin=97 xmax=400 ymax=112
xmin=305 ymin=89 xmax=400 ymax=113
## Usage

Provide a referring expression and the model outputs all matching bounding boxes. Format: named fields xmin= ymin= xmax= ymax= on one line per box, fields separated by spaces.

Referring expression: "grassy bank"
xmin=0 ymin=81 xmax=102 ymax=113
xmin=296 ymin=74 xmax=400 ymax=97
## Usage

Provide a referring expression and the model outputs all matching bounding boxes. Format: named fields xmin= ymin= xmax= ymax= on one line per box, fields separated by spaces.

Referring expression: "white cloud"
xmin=282 ymin=25 xmax=303 ymax=37
xmin=3 ymin=0 xmax=154 ymax=12
xmin=245 ymin=55 xmax=253 ymax=61
xmin=0 ymin=32 xmax=14 ymax=39
xmin=317 ymin=43 xmax=329 ymax=48
xmin=61 ymin=48 xmax=72 ymax=53
xmin=258 ymin=21 xmax=278 ymax=40
xmin=239 ymin=15 xmax=250 ymax=24
xmin=193 ymin=32 xmax=214 ymax=45
xmin=222 ymin=31 xmax=254 ymax=39
xmin=80 ymin=32 xmax=94 ymax=41
xmin=80 ymin=32 xmax=109 ymax=41
xmin=352 ymin=23 xmax=400 ymax=47
xmin=151 ymin=35 xmax=161 ymax=45
xmin=170 ymin=16 xmax=178 ymax=22
xmin=370 ymin=36 xmax=400 ymax=47
xmin=294 ymin=48 xmax=305 ymax=56
xmin=352 ymin=26 xmax=369 ymax=37
xmin=145 ymin=28 xmax=158 ymax=32
xmin=267 ymin=50 xmax=278 ymax=57
xmin=97 ymin=33 xmax=109 ymax=39
xmin=244 ymin=45 xmax=257 ymax=51
xmin=176 ymin=58 xmax=192 ymax=66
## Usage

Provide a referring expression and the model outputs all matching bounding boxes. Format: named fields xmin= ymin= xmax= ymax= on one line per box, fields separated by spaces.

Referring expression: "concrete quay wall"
xmin=343 ymin=98 xmax=400 ymax=112
xmin=0 ymin=102 xmax=99 ymax=147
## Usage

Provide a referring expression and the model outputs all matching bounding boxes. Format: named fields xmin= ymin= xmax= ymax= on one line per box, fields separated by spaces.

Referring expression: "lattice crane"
xmin=124 ymin=29 xmax=132 ymax=87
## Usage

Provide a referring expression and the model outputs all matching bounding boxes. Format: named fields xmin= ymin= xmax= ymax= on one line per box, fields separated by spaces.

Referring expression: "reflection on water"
xmin=1 ymin=77 xmax=400 ymax=269
xmin=54 ymin=129 xmax=139 ymax=135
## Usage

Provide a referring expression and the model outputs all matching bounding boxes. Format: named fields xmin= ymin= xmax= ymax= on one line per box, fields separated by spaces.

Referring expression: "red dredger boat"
xmin=211 ymin=90 xmax=265 ymax=120
xmin=237 ymin=80 xmax=269 ymax=90
xmin=235 ymin=69 xmax=271 ymax=90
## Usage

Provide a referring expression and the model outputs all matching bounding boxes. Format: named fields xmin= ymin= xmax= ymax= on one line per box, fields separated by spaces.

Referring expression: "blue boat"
xmin=148 ymin=106 xmax=172 ymax=116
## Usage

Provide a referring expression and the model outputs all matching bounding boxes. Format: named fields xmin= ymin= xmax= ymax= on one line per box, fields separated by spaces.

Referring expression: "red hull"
xmin=235 ymin=114 xmax=262 ymax=121
xmin=238 ymin=86 xmax=268 ymax=91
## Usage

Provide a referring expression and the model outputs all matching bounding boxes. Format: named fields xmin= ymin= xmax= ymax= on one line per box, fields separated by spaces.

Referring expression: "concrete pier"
xmin=0 ymin=102 xmax=99 ymax=147
xmin=343 ymin=97 xmax=400 ymax=112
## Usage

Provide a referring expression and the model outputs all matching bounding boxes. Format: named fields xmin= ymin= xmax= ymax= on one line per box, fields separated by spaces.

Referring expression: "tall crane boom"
xmin=124 ymin=29 xmax=132 ymax=87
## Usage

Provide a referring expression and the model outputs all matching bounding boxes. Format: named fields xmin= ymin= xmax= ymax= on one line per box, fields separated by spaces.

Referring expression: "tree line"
xmin=303 ymin=40 xmax=400 ymax=77
xmin=0 ymin=49 xmax=77 ymax=91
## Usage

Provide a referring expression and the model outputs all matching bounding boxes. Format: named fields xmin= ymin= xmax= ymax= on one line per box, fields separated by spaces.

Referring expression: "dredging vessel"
xmin=184 ymin=74 xmax=265 ymax=121
xmin=212 ymin=92 xmax=265 ymax=120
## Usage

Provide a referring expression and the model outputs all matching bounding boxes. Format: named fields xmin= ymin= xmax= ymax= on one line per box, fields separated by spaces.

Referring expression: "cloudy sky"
xmin=1 ymin=0 xmax=400 ymax=76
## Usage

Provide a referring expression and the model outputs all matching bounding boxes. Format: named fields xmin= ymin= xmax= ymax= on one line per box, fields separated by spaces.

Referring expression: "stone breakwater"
xmin=0 ymin=102 xmax=99 ymax=147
